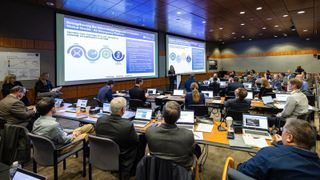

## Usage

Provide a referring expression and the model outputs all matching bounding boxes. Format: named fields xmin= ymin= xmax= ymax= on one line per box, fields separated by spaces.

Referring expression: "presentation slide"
xmin=167 ymin=35 xmax=206 ymax=74
xmin=56 ymin=14 xmax=158 ymax=85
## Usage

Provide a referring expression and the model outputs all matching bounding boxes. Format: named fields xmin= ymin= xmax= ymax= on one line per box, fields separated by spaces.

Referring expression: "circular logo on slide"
xmin=169 ymin=52 xmax=176 ymax=61
xmin=186 ymin=55 xmax=192 ymax=63
xmin=112 ymin=51 xmax=125 ymax=62
xmin=101 ymin=48 xmax=112 ymax=59
xmin=70 ymin=47 xmax=83 ymax=58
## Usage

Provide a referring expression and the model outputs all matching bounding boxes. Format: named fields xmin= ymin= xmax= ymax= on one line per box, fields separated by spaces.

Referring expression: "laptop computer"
xmin=13 ymin=168 xmax=46 ymax=180
xmin=133 ymin=108 xmax=153 ymax=127
xmin=54 ymin=98 xmax=63 ymax=107
xmin=276 ymin=93 xmax=290 ymax=102
xmin=242 ymin=114 xmax=272 ymax=140
xmin=66 ymin=99 xmax=88 ymax=113
xmin=262 ymin=96 xmax=273 ymax=105
xmin=102 ymin=103 xmax=111 ymax=113
xmin=219 ymin=81 xmax=227 ymax=88
xmin=201 ymin=91 xmax=213 ymax=98
xmin=173 ymin=89 xmax=184 ymax=96
xmin=245 ymin=91 xmax=253 ymax=100
xmin=176 ymin=111 xmax=195 ymax=131
xmin=147 ymin=88 xmax=157 ymax=95
xmin=243 ymin=83 xmax=252 ymax=90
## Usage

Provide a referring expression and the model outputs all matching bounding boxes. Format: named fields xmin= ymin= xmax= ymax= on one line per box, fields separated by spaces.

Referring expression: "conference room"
xmin=0 ymin=0 xmax=320 ymax=179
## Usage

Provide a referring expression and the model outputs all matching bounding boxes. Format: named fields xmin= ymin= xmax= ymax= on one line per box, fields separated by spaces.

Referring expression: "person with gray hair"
xmin=146 ymin=101 xmax=195 ymax=169
xmin=95 ymin=97 xmax=139 ymax=180
xmin=238 ymin=118 xmax=320 ymax=179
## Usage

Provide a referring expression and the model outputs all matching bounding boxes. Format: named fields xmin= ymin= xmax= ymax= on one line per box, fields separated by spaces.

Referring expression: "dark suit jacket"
xmin=226 ymin=82 xmax=244 ymax=94
xmin=145 ymin=123 xmax=195 ymax=169
xmin=185 ymin=92 xmax=205 ymax=109
xmin=129 ymin=85 xmax=146 ymax=102
xmin=34 ymin=79 xmax=53 ymax=94
xmin=97 ymin=85 xmax=113 ymax=103
xmin=0 ymin=95 xmax=33 ymax=125
xmin=95 ymin=114 xmax=139 ymax=173
xmin=224 ymin=98 xmax=251 ymax=112
xmin=1 ymin=81 xmax=29 ymax=105
xmin=258 ymin=87 xmax=273 ymax=99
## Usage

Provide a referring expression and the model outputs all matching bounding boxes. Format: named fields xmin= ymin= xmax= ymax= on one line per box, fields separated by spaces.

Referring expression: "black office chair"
xmin=129 ymin=99 xmax=145 ymax=111
xmin=93 ymin=97 xmax=103 ymax=107
xmin=188 ymin=104 xmax=208 ymax=117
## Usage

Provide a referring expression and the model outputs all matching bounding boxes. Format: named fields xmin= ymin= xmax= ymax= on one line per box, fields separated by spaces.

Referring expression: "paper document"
xmin=51 ymin=86 xmax=62 ymax=92
xmin=193 ymin=132 xmax=203 ymax=140
xmin=274 ymin=103 xmax=285 ymax=109
xmin=196 ymin=123 xmax=214 ymax=132
xmin=156 ymin=95 xmax=167 ymax=99
xmin=242 ymin=134 xmax=268 ymax=148
xmin=212 ymin=100 xmax=222 ymax=104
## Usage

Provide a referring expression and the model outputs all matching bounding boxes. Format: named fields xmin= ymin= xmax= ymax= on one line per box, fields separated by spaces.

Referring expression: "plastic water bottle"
xmin=9 ymin=161 xmax=21 ymax=178
xmin=156 ymin=110 xmax=162 ymax=121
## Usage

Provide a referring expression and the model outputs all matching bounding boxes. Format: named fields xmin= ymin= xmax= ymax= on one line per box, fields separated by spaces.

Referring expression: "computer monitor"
xmin=13 ymin=168 xmax=46 ymax=180
xmin=243 ymin=82 xmax=252 ymax=89
xmin=173 ymin=89 xmax=184 ymax=96
xmin=54 ymin=98 xmax=63 ymax=107
xmin=276 ymin=93 xmax=290 ymax=102
xmin=135 ymin=108 xmax=152 ymax=120
xmin=203 ymin=80 xmax=210 ymax=85
xmin=177 ymin=111 xmax=194 ymax=124
xmin=242 ymin=114 xmax=268 ymax=130
xmin=245 ymin=91 xmax=253 ymax=100
xmin=102 ymin=103 xmax=111 ymax=113
xmin=262 ymin=96 xmax=273 ymax=104
xmin=202 ymin=91 xmax=213 ymax=98
xmin=76 ymin=99 xmax=88 ymax=108
xmin=147 ymin=88 xmax=157 ymax=95
xmin=219 ymin=81 xmax=227 ymax=88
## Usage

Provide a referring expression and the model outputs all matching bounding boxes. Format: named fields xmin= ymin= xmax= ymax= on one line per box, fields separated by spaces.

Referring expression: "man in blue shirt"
xmin=97 ymin=80 xmax=114 ymax=103
xmin=184 ymin=74 xmax=196 ymax=92
xmin=238 ymin=118 xmax=320 ymax=180
xmin=271 ymin=74 xmax=282 ymax=90
xmin=296 ymin=74 xmax=309 ymax=92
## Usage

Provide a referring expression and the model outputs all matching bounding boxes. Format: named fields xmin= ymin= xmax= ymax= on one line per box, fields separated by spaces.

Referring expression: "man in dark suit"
xmin=146 ymin=101 xmax=195 ymax=169
xmin=238 ymin=118 xmax=320 ymax=179
xmin=226 ymin=77 xmax=244 ymax=96
xmin=97 ymin=80 xmax=114 ymax=103
xmin=224 ymin=88 xmax=251 ymax=112
xmin=129 ymin=78 xmax=146 ymax=103
xmin=95 ymin=97 xmax=139 ymax=180
xmin=0 ymin=86 xmax=35 ymax=129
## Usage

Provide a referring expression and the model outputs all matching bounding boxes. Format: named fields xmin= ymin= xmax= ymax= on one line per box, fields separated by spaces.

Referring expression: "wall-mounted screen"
xmin=167 ymin=35 xmax=206 ymax=74
xmin=56 ymin=13 xmax=158 ymax=86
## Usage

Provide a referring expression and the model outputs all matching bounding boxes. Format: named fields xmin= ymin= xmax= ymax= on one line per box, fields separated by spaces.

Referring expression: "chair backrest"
xmin=28 ymin=133 xmax=56 ymax=166
xmin=227 ymin=168 xmax=256 ymax=180
xmin=129 ymin=99 xmax=144 ymax=111
xmin=0 ymin=117 xmax=7 ymax=130
xmin=188 ymin=104 xmax=208 ymax=117
xmin=221 ymin=157 xmax=235 ymax=180
xmin=93 ymin=97 xmax=103 ymax=107
xmin=297 ymin=113 xmax=311 ymax=122
xmin=88 ymin=135 xmax=120 ymax=171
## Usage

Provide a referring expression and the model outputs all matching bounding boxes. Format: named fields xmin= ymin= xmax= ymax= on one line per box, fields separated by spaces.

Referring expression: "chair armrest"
xmin=56 ymin=138 xmax=85 ymax=151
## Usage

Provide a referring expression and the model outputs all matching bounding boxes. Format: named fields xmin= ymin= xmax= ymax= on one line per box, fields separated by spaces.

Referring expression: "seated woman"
xmin=1 ymin=74 xmax=29 ymax=105
xmin=258 ymin=78 xmax=273 ymax=99
xmin=35 ymin=72 xmax=62 ymax=100
xmin=185 ymin=82 xmax=205 ymax=109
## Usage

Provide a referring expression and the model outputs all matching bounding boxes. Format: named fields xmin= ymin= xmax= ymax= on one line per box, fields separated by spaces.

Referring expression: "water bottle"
xmin=156 ymin=110 xmax=162 ymax=121
xmin=9 ymin=161 xmax=21 ymax=178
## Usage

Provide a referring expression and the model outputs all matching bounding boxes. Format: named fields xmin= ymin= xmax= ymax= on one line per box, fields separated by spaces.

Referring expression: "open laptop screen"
xmin=102 ymin=103 xmax=110 ymax=113
xmin=147 ymin=88 xmax=156 ymax=95
xmin=201 ymin=91 xmax=213 ymax=98
xmin=13 ymin=168 xmax=46 ymax=180
xmin=243 ymin=83 xmax=252 ymax=89
xmin=177 ymin=111 xmax=194 ymax=124
xmin=276 ymin=93 xmax=290 ymax=102
xmin=135 ymin=108 xmax=152 ymax=120
xmin=242 ymin=114 xmax=268 ymax=130
xmin=76 ymin=99 xmax=88 ymax=108
xmin=262 ymin=96 xmax=273 ymax=104
xmin=220 ymin=81 xmax=227 ymax=88
xmin=173 ymin=89 xmax=184 ymax=96
xmin=245 ymin=91 xmax=253 ymax=100
xmin=54 ymin=98 xmax=63 ymax=107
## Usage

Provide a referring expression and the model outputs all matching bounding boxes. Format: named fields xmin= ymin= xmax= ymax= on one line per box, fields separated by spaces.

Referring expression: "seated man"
xmin=146 ymin=101 xmax=195 ymax=169
xmin=238 ymin=118 xmax=320 ymax=179
xmin=95 ymin=97 xmax=139 ymax=180
xmin=184 ymin=74 xmax=196 ymax=92
xmin=224 ymin=88 xmax=251 ymax=112
xmin=32 ymin=97 xmax=95 ymax=153
xmin=97 ymin=80 xmax=114 ymax=103
xmin=226 ymin=77 xmax=244 ymax=96
xmin=271 ymin=74 xmax=282 ymax=90
xmin=0 ymin=86 xmax=35 ymax=129
xmin=129 ymin=78 xmax=147 ymax=103
xmin=209 ymin=73 xmax=220 ymax=83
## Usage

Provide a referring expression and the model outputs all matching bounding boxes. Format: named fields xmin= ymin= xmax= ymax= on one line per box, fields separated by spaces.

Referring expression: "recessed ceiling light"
xmin=306 ymin=38 xmax=310 ymax=41
xmin=46 ymin=1 xmax=55 ymax=6
xmin=202 ymin=20 xmax=206 ymax=24
xmin=262 ymin=27 xmax=267 ymax=30
xmin=241 ymin=35 xmax=245 ymax=38
xmin=303 ymin=29 xmax=308 ymax=32
xmin=297 ymin=10 xmax=305 ymax=14
xmin=222 ymin=42 xmax=225 ymax=44
xmin=232 ymin=32 xmax=236 ymax=34
xmin=240 ymin=11 xmax=245 ymax=14
xmin=240 ymin=23 xmax=245 ymax=26
xmin=283 ymin=14 xmax=288 ymax=17
xmin=256 ymin=7 xmax=262 ymax=10
xmin=249 ymin=38 xmax=252 ymax=40
xmin=283 ymin=33 xmax=288 ymax=37
xmin=266 ymin=17 xmax=272 ymax=21
xmin=274 ymin=25 xmax=279 ymax=28
xmin=219 ymin=27 xmax=223 ymax=30
xmin=177 ymin=11 xmax=182 ymax=15
xmin=274 ymin=35 xmax=278 ymax=38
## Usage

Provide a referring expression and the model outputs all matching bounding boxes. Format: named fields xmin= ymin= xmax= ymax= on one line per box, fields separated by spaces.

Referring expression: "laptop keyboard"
xmin=244 ymin=129 xmax=269 ymax=137
xmin=177 ymin=124 xmax=194 ymax=131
